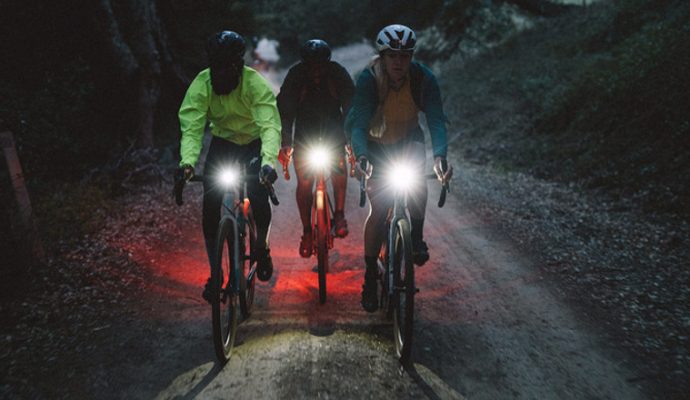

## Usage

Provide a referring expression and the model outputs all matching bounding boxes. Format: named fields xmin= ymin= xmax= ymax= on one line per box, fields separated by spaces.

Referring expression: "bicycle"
xmin=358 ymin=158 xmax=449 ymax=365
xmin=281 ymin=143 xmax=351 ymax=304
xmin=174 ymin=164 xmax=279 ymax=362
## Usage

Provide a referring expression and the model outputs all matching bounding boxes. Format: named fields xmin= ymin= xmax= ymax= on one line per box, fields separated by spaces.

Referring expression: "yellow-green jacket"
xmin=178 ymin=66 xmax=281 ymax=168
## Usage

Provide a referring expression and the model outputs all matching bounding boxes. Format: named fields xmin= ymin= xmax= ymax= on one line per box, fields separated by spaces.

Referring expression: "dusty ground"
xmin=3 ymin=152 xmax=684 ymax=399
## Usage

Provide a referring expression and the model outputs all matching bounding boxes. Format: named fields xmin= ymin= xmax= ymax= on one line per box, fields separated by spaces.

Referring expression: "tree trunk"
xmin=93 ymin=0 xmax=188 ymax=148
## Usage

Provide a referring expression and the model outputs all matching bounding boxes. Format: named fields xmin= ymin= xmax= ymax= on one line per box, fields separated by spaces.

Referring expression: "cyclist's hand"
xmin=433 ymin=157 xmax=453 ymax=184
xmin=278 ymin=146 xmax=293 ymax=167
xmin=177 ymin=164 xmax=194 ymax=181
xmin=260 ymin=164 xmax=278 ymax=185
xmin=355 ymin=156 xmax=372 ymax=181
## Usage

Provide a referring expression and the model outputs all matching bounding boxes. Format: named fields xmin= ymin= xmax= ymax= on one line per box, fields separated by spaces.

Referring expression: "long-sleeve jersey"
xmin=178 ymin=66 xmax=281 ymax=168
xmin=346 ymin=60 xmax=448 ymax=159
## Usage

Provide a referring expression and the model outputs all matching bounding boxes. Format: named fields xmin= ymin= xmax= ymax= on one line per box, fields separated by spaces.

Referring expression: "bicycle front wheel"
xmin=316 ymin=190 xmax=329 ymax=304
xmin=391 ymin=218 xmax=414 ymax=365
xmin=212 ymin=216 xmax=240 ymax=362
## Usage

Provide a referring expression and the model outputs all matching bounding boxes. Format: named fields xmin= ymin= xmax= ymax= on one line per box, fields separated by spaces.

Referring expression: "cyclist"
xmin=277 ymin=39 xmax=355 ymax=257
xmin=177 ymin=31 xmax=281 ymax=299
xmin=346 ymin=24 xmax=453 ymax=312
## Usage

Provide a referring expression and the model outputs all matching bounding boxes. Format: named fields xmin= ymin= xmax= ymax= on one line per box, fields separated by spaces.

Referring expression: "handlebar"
xmin=173 ymin=172 xmax=279 ymax=206
xmin=356 ymin=164 xmax=449 ymax=209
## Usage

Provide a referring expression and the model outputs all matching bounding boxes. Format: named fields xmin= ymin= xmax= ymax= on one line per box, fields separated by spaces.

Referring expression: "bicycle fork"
xmin=385 ymin=193 xmax=418 ymax=298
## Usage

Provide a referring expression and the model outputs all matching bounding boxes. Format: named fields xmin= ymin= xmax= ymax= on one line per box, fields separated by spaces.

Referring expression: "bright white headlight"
xmin=308 ymin=145 xmax=331 ymax=170
xmin=386 ymin=162 xmax=417 ymax=192
xmin=217 ymin=168 xmax=238 ymax=187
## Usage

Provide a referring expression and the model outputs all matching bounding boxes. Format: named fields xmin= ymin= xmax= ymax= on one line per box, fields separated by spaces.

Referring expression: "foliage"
xmin=32 ymin=182 xmax=114 ymax=248
xmin=536 ymin=0 xmax=690 ymax=213
xmin=251 ymin=0 xmax=446 ymax=65
xmin=418 ymin=1 xmax=532 ymax=61
xmin=443 ymin=0 xmax=690 ymax=217
xmin=169 ymin=0 xmax=257 ymax=72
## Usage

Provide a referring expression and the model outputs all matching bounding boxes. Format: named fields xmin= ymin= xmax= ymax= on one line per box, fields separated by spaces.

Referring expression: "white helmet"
xmin=375 ymin=24 xmax=416 ymax=53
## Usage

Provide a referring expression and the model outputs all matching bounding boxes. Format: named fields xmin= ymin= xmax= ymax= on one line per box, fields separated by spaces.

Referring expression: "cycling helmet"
xmin=207 ymin=30 xmax=246 ymax=67
xmin=300 ymin=39 xmax=331 ymax=64
xmin=375 ymin=24 xmax=416 ymax=53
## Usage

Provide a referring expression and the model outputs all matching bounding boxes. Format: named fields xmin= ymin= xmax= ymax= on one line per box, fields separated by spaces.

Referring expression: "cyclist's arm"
xmin=346 ymin=69 xmax=378 ymax=159
xmin=420 ymin=66 xmax=449 ymax=159
xmin=178 ymin=72 xmax=211 ymax=167
xmin=333 ymin=62 xmax=355 ymax=116
xmin=276 ymin=66 xmax=300 ymax=148
xmin=247 ymin=72 xmax=281 ymax=168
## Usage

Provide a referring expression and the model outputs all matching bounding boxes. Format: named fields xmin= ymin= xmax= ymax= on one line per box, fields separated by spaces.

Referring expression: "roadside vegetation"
xmin=441 ymin=0 xmax=690 ymax=218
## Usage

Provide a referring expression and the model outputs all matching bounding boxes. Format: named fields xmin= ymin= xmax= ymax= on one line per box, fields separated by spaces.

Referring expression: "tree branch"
xmin=504 ymin=0 xmax=575 ymax=17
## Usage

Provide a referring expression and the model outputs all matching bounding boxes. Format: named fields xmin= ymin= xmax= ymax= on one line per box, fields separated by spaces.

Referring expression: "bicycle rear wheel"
xmin=391 ymin=218 xmax=414 ymax=365
xmin=212 ymin=216 xmax=240 ymax=362
xmin=316 ymin=190 xmax=329 ymax=304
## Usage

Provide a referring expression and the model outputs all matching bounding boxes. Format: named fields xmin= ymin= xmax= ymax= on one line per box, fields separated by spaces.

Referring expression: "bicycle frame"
xmin=219 ymin=168 xmax=254 ymax=302
xmin=312 ymin=171 xmax=334 ymax=252
xmin=283 ymin=141 xmax=345 ymax=304
xmin=381 ymin=188 xmax=409 ymax=304
xmin=313 ymin=164 xmax=334 ymax=304
xmin=358 ymin=157 xmax=449 ymax=365
xmin=174 ymin=163 xmax=278 ymax=362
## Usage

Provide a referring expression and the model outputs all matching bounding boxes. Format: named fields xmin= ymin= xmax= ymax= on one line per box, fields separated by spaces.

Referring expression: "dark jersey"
xmin=277 ymin=61 xmax=355 ymax=147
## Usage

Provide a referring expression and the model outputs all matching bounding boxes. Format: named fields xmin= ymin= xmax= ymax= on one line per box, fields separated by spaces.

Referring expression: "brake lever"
xmin=359 ymin=159 xmax=368 ymax=208
xmin=437 ymin=159 xmax=449 ymax=208
xmin=266 ymin=181 xmax=280 ymax=206
xmin=173 ymin=169 xmax=186 ymax=206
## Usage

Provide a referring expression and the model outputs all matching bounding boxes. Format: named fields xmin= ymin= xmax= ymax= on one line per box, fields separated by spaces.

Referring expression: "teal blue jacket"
xmin=345 ymin=61 xmax=448 ymax=159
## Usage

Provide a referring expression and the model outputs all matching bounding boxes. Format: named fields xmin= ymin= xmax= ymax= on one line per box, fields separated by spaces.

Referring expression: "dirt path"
xmin=83 ymin=158 xmax=648 ymax=400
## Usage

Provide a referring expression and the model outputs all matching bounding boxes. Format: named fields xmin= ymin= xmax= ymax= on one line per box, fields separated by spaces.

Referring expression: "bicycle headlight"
xmin=217 ymin=168 xmax=239 ymax=187
xmin=386 ymin=161 xmax=417 ymax=192
xmin=308 ymin=145 xmax=331 ymax=170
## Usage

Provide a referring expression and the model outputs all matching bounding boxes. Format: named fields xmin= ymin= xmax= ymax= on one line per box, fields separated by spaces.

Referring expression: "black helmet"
xmin=207 ymin=30 xmax=246 ymax=67
xmin=300 ymin=39 xmax=331 ymax=64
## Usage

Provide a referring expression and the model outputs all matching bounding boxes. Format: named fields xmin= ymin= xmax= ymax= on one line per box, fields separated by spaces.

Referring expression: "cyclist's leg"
xmin=363 ymin=177 xmax=391 ymax=259
xmin=331 ymin=152 xmax=349 ymax=237
xmin=360 ymin=142 xmax=394 ymax=311
xmin=403 ymin=140 xmax=429 ymax=265
xmin=293 ymin=150 xmax=314 ymax=230
xmin=243 ymin=140 xmax=274 ymax=280
xmin=293 ymin=150 xmax=315 ymax=257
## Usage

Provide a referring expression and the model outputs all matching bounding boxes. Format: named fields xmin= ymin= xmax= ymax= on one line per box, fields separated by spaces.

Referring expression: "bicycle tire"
xmin=239 ymin=207 xmax=257 ymax=318
xmin=212 ymin=216 xmax=240 ymax=362
xmin=391 ymin=218 xmax=414 ymax=365
xmin=316 ymin=190 xmax=329 ymax=304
